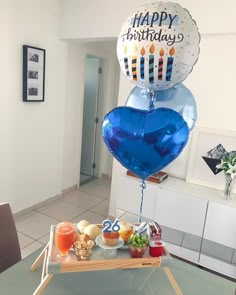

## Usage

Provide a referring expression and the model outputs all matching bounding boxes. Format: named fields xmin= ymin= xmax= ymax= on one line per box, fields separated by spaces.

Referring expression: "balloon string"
xmin=148 ymin=89 xmax=155 ymax=111
xmin=138 ymin=180 xmax=146 ymax=223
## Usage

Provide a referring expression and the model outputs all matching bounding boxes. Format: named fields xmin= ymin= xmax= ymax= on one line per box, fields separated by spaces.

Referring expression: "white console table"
xmin=115 ymin=174 xmax=236 ymax=278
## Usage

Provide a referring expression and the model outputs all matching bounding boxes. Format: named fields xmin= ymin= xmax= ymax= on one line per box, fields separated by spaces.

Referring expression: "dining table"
xmin=1 ymin=246 xmax=236 ymax=295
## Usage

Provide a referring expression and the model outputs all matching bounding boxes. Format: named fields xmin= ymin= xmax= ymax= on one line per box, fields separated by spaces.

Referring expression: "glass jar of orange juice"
xmin=119 ymin=221 xmax=133 ymax=244
xmin=54 ymin=222 xmax=75 ymax=257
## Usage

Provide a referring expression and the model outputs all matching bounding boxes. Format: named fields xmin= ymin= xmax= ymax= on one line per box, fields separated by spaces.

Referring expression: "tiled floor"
xmin=15 ymin=176 xmax=112 ymax=259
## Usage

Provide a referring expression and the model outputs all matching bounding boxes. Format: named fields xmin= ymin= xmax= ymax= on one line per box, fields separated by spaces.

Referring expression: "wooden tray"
xmin=47 ymin=225 xmax=172 ymax=274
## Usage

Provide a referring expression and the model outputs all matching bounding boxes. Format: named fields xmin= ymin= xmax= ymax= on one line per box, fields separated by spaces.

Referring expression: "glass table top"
xmin=0 ymin=248 xmax=235 ymax=295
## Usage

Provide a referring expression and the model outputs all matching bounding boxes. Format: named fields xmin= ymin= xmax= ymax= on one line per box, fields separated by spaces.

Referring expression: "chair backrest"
xmin=0 ymin=203 xmax=21 ymax=273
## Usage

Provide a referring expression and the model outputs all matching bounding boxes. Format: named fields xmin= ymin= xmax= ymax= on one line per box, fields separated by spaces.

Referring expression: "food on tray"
xmin=149 ymin=240 xmax=165 ymax=257
xmin=119 ymin=221 xmax=133 ymax=243
xmin=77 ymin=220 xmax=90 ymax=233
xmin=102 ymin=231 xmax=120 ymax=246
xmin=128 ymin=233 xmax=149 ymax=258
xmin=148 ymin=222 xmax=162 ymax=239
xmin=84 ymin=224 xmax=101 ymax=240
xmin=54 ymin=222 xmax=76 ymax=257
xmin=135 ymin=222 xmax=148 ymax=235
xmin=73 ymin=235 xmax=95 ymax=261
xmin=74 ymin=235 xmax=95 ymax=250
xmin=74 ymin=233 xmax=90 ymax=248
xmin=148 ymin=221 xmax=163 ymax=257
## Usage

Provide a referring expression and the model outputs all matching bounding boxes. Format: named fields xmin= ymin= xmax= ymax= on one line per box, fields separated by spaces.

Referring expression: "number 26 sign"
xmin=102 ymin=219 xmax=120 ymax=233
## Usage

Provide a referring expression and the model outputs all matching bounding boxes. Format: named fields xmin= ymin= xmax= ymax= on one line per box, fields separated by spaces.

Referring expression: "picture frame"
xmin=186 ymin=127 xmax=236 ymax=193
xmin=23 ymin=45 xmax=46 ymax=102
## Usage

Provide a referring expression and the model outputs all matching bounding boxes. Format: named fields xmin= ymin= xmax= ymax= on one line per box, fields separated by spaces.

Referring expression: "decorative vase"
xmin=223 ymin=173 xmax=235 ymax=200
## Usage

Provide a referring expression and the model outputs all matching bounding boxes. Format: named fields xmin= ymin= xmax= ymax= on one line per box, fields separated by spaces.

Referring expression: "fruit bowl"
xmin=128 ymin=244 xmax=148 ymax=258
xmin=74 ymin=247 xmax=93 ymax=261
xmin=127 ymin=233 xmax=149 ymax=258
xmin=73 ymin=239 xmax=95 ymax=261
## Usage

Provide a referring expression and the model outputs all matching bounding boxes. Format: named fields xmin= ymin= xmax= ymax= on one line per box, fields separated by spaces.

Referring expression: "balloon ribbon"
xmin=148 ymin=89 xmax=155 ymax=110
xmin=138 ymin=180 xmax=146 ymax=223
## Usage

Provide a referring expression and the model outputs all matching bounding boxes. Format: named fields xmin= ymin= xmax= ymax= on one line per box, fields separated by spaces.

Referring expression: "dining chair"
xmin=0 ymin=203 xmax=21 ymax=273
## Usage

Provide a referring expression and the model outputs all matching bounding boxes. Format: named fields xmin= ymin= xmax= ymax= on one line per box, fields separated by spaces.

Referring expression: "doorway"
xmin=80 ymin=55 xmax=104 ymax=185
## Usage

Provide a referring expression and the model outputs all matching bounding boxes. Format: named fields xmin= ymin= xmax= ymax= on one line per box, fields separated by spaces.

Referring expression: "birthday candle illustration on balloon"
xmin=140 ymin=47 xmax=145 ymax=80
xmin=166 ymin=47 xmax=175 ymax=81
xmin=149 ymin=44 xmax=155 ymax=84
xmin=131 ymin=44 xmax=137 ymax=80
xmin=123 ymin=46 xmax=130 ymax=77
xmin=158 ymin=48 xmax=164 ymax=80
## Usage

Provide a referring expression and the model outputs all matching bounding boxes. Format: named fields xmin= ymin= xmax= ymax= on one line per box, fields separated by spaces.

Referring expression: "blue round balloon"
xmin=125 ymin=83 xmax=197 ymax=131
xmin=102 ymin=106 xmax=189 ymax=180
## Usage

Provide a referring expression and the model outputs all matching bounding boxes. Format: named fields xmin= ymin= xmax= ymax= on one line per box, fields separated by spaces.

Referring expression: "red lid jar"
xmin=149 ymin=239 xmax=165 ymax=257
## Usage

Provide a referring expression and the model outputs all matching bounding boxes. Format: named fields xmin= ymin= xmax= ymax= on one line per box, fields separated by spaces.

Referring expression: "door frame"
xmin=77 ymin=53 xmax=106 ymax=186
xmin=92 ymin=55 xmax=105 ymax=178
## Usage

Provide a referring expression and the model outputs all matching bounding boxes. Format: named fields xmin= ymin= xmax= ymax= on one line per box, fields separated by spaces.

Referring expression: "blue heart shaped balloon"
xmin=102 ymin=107 xmax=189 ymax=180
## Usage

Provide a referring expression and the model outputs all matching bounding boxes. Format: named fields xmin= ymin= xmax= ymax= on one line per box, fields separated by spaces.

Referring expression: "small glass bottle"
xmin=148 ymin=222 xmax=163 ymax=257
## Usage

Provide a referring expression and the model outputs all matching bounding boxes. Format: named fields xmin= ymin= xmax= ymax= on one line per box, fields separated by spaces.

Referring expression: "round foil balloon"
xmin=117 ymin=1 xmax=200 ymax=90
xmin=126 ymin=83 xmax=197 ymax=130
xmin=102 ymin=106 xmax=189 ymax=180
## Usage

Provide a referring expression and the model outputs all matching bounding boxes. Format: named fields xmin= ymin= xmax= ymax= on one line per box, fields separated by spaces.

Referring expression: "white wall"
xmin=0 ymin=0 xmax=68 ymax=213
xmin=60 ymin=0 xmax=236 ymax=39
xmin=0 ymin=0 xmax=120 ymax=213
xmin=61 ymin=44 xmax=84 ymax=190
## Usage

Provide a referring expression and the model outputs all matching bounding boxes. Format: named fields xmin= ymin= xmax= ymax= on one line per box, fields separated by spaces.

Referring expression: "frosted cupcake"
xmin=102 ymin=231 xmax=120 ymax=246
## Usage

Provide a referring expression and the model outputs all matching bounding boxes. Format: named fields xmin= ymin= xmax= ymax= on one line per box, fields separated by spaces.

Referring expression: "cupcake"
xmin=102 ymin=231 xmax=120 ymax=246
xmin=119 ymin=221 xmax=133 ymax=244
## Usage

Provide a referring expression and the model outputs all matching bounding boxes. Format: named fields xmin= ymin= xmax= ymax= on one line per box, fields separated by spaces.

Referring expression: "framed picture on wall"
xmin=186 ymin=127 xmax=236 ymax=193
xmin=23 ymin=45 xmax=46 ymax=102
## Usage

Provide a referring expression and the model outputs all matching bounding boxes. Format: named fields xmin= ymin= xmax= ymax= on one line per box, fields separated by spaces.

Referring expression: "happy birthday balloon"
xmin=126 ymin=83 xmax=197 ymax=130
xmin=117 ymin=1 xmax=200 ymax=91
xmin=102 ymin=107 xmax=189 ymax=180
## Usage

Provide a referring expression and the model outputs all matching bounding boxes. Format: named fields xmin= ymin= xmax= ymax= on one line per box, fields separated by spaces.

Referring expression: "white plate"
xmin=95 ymin=234 xmax=124 ymax=250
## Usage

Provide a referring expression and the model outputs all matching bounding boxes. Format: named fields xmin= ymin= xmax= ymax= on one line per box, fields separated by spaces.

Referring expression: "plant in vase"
xmin=216 ymin=152 xmax=236 ymax=200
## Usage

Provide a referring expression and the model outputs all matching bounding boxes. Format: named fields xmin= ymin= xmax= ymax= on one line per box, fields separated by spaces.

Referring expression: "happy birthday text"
xmin=121 ymin=28 xmax=184 ymax=46
xmin=132 ymin=11 xmax=177 ymax=29
xmin=121 ymin=11 xmax=184 ymax=46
